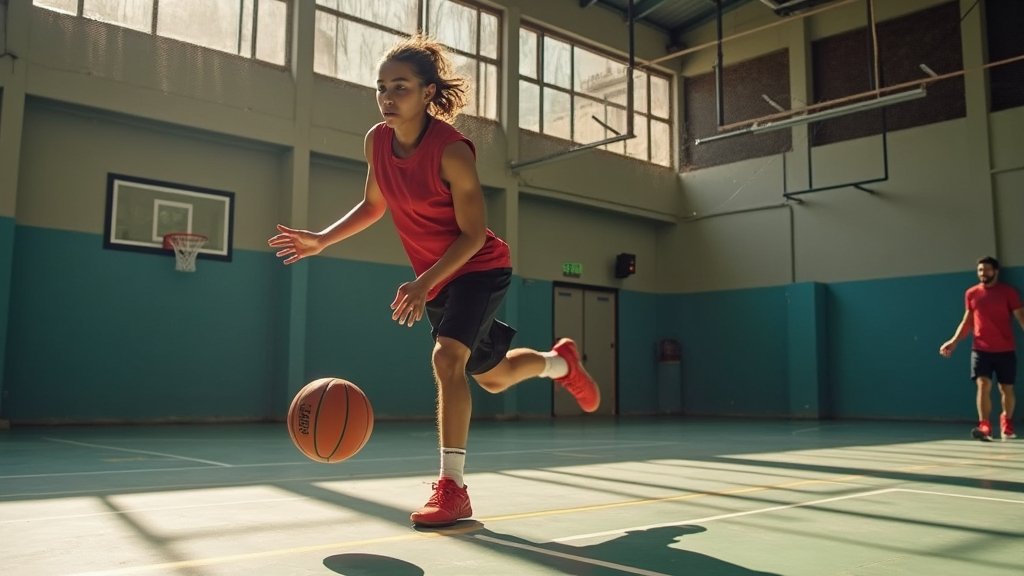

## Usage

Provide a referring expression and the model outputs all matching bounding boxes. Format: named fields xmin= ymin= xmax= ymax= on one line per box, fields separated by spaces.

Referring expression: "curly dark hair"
xmin=977 ymin=256 xmax=1000 ymax=270
xmin=382 ymin=34 xmax=469 ymax=122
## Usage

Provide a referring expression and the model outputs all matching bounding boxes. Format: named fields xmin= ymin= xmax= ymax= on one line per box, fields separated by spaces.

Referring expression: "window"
xmin=314 ymin=0 xmax=500 ymax=120
xmin=519 ymin=26 xmax=672 ymax=167
xmin=33 ymin=0 xmax=289 ymax=66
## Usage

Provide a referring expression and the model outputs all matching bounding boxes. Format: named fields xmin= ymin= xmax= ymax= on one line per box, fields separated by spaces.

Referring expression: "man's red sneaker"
xmin=410 ymin=478 xmax=473 ymax=527
xmin=971 ymin=421 xmax=993 ymax=442
xmin=1000 ymin=413 xmax=1016 ymax=440
xmin=552 ymin=338 xmax=600 ymax=413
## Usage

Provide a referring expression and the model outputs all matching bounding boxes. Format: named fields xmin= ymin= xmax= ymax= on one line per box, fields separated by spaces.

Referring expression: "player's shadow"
xmin=467 ymin=524 xmax=781 ymax=575
xmin=323 ymin=552 xmax=424 ymax=575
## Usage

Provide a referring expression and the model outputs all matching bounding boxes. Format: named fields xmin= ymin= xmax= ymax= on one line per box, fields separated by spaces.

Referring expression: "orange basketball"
xmin=287 ymin=378 xmax=374 ymax=463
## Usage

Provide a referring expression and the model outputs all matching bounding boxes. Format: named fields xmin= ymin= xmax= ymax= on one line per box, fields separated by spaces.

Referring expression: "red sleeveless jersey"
xmin=966 ymin=282 xmax=1022 ymax=353
xmin=372 ymin=118 xmax=510 ymax=300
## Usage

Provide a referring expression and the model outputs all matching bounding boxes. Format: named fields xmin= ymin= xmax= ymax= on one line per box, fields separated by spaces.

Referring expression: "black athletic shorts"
xmin=970 ymin=350 xmax=1017 ymax=385
xmin=426 ymin=268 xmax=516 ymax=375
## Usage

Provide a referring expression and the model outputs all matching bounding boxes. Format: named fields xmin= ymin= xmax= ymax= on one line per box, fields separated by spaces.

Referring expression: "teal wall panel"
xmin=786 ymin=282 xmax=829 ymax=418
xmin=618 ymin=290 xmax=659 ymax=415
xmin=670 ymin=287 xmax=791 ymax=417
xmin=5 ymin=225 xmax=1020 ymax=424
xmin=3 ymin=226 xmax=283 ymax=422
xmin=0 ymin=216 xmax=13 ymax=418
xmin=827 ymin=267 xmax=1024 ymax=420
xmin=506 ymin=279 xmax=555 ymax=417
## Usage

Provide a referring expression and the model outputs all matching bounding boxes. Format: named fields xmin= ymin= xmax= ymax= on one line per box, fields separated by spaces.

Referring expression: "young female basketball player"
xmin=268 ymin=35 xmax=600 ymax=527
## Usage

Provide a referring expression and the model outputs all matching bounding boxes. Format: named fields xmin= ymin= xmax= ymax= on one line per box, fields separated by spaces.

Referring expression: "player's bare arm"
xmin=268 ymin=128 xmax=387 ymax=265
xmin=940 ymin=308 xmax=972 ymax=357
xmin=1014 ymin=307 xmax=1024 ymax=331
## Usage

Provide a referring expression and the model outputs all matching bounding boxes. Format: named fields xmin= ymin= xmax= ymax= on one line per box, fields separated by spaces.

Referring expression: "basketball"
xmin=287 ymin=378 xmax=374 ymax=463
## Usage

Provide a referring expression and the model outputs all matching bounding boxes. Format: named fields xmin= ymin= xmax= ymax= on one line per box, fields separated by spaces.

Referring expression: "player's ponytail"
xmin=383 ymin=34 xmax=469 ymax=122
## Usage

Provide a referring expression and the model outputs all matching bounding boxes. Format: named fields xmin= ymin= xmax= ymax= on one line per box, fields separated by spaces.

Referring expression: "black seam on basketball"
xmin=327 ymin=382 xmax=351 ymax=460
xmin=313 ymin=381 xmax=330 ymax=460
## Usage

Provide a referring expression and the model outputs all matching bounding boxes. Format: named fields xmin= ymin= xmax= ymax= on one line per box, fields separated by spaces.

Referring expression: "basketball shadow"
xmin=323 ymin=553 xmax=424 ymax=575
xmin=467 ymin=524 xmax=781 ymax=575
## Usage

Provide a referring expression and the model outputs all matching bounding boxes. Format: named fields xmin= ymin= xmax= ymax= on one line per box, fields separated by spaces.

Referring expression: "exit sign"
xmin=562 ymin=262 xmax=583 ymax=277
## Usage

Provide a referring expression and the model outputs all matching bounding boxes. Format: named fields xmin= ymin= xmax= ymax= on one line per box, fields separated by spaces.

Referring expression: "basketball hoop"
xmin=163 ymin=233 xmax=207 ymax=272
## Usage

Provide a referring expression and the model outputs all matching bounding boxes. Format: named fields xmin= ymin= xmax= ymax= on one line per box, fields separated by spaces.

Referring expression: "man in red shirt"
xmin=940 ymin=256 xmax=1024 ymax=441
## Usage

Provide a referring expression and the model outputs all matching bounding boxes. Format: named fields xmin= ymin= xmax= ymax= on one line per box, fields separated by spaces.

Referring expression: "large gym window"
xmin=314 ymin=0 xmax=500 ymax=121
xmin=32 ymin=0 xmax=290 ymax=66
xmin=519 ymin=25 xmax=672 ymax=168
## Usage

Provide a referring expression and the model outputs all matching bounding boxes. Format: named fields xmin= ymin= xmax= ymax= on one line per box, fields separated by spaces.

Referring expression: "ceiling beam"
xmin=633 ymin=0 xmax=669 ymax=20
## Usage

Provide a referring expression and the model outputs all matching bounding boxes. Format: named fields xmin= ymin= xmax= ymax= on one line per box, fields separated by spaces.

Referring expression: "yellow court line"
xmin=70 ymin=528 xmax=481 ymax=576
xmin=66 ymin=456 xmax=1004 ymax=575
xmin=68 ymin=474 xmax=868 ymax=575
xmin=481 ymin=474 xmax=867 ymax=522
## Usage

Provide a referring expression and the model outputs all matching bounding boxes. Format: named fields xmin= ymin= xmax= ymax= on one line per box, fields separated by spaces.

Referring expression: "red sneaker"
xmin=1000 ymin=413 xmax=1016 ymax=440
xmin=410 ymin=478 xmax=473 ymax=527
xmin=971 ymin=421 xmax=993 ymax=442
xmin=552 ymin=338 xmax=600 ymax=413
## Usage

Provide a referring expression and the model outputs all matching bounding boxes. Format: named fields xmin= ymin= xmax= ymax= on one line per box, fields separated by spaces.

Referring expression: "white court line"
xmin=473 ymin=534 xmax=673 ymax=576
xmin=0 ymin=441 xmax=676 ymax=480
xmin=892 ymin=488 xmax=1024 ymax=504
xmin=555 ymin=486 xmax=1024 ymax=544
xmin=42 ymin=438 xmax=231 ymax=467
xmin=554 ymin=488 xmax=897 ymax=543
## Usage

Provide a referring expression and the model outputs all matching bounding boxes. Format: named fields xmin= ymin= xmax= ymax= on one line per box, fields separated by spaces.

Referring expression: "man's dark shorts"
xmin=971 ymin=350 xmax=1017 ymax=385
xmin=426 ymin=268 xmax=516 ymax=375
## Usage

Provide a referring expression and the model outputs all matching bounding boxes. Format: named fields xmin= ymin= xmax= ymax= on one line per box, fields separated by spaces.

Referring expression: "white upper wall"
xmin=662 ymin=0 xmax=1024 ymax=292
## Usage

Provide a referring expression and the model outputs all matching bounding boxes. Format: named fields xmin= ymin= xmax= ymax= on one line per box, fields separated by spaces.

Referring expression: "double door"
xmin=552 ymin=285 xmax=616 ymax=416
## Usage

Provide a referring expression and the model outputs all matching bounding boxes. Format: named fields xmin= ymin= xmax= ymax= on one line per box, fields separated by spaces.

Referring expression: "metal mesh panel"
xmin=682 ymin=50 xmax=792 ymax=171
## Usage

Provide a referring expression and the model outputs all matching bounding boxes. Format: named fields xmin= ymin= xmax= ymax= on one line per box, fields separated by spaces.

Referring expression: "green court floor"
xmin=1 ymin=418 xmax=1021 ymax=575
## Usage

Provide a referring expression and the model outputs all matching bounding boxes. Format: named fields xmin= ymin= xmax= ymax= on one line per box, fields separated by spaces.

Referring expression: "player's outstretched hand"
xmin=268 ymin=224 xmax=324 ymax=265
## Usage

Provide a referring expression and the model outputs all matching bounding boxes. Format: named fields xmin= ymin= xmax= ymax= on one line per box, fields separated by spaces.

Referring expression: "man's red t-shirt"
xmin=372 ymin=118 xmax=510 ymax=300
xmin=965 ymin=282 xmax=1022 ymax=352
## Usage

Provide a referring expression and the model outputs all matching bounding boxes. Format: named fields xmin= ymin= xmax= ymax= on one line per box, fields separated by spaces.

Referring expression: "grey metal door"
xmin=553 ymin=286 xmax=616 ymax=416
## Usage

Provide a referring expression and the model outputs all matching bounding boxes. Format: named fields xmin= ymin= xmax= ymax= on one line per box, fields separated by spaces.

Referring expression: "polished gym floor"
xmin=1 ymin=418 xmax=1022 ymax=575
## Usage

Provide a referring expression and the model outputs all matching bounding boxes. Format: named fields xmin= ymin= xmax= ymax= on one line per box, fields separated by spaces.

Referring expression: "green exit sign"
xmin=562 ymin=262 xmax=583 ymax=277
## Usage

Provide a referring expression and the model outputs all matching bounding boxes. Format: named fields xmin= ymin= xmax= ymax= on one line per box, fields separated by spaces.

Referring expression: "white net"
xmin=165 ymin=234 xmax=207 ymax=272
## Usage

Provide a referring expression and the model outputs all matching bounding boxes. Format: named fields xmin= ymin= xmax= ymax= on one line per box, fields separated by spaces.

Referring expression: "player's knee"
xmin=432 ymin=341 xmax=469 ymax=380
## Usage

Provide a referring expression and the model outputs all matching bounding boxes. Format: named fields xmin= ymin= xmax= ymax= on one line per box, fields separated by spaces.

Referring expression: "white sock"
xmin=440 ymin=447 xmax=466 ymax=487
xmin=538 ymin=350 xmax=569 ymax=379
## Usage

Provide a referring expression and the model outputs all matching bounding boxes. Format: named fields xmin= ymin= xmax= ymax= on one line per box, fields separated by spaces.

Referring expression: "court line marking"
xmin=891 ymin=488 xmax=1024 ymax=504
xmin=51 ymin=478 xmax=1017 ymax=574
xmin=0 ymin=441 xmax=678 ymax=481
xmin=553 ymin=487 xmax=895 ymax=542
xmin=553 ymin=486 xmax=1024 ymax=544
xmin=472 ymin=534 xmax=672 ymax=576
xmin=52 ymin=476 xmax=865 ymax=575
xmin=482 ymin=475 xmax=868 ymax=523
xmin=42 ymin=438 xmax=231 ymax=467
xmin=66 ymin=530 xmax=465 ymax=576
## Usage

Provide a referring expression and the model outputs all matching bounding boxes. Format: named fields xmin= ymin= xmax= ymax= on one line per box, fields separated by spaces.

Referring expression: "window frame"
xmin=519 ymin=22 xmax=673 ymax=167
xmin=313 ymin=0 xmax=502 ymax=121
xmin=33 ymin=0 xmax=292 ymax=67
